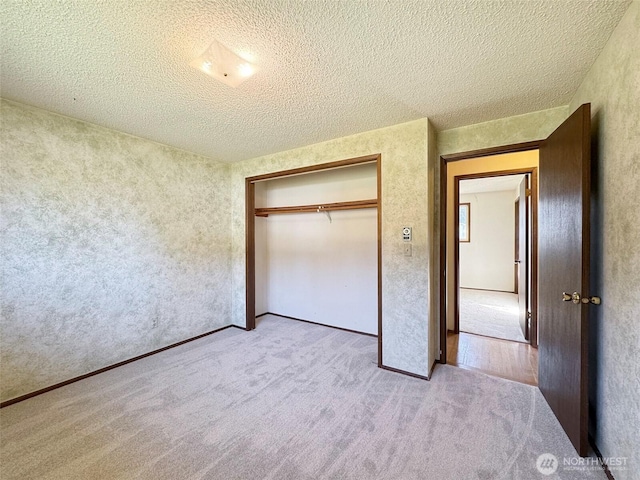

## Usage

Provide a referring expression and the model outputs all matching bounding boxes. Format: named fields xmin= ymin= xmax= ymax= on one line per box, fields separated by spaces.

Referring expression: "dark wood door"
xmin=538 ymin=104 xmax=591 ymax=456
xmin=516 ymin=176 xmax=528 ymax=340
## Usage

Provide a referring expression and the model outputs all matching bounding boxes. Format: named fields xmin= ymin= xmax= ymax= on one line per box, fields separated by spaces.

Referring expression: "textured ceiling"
xmin=1 ymin=1 xmax=631 ymax=163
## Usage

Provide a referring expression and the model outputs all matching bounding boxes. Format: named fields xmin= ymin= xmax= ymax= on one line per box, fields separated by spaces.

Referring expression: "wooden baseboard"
xmin=428 ymin=359 xmax=438 ymax=378
xmin=460 ymin=287 xmax=515 ymax=294
xmin=379 ymin=364 xmax=430 ymax=381
xmin=0 ymin=324 xmax=237 ymax=408
xmin=458 ymin=329 xmax=530 ymax=345
xmin=589 ymin=435 xmax=616 ymax=480
xmin=265 ymin=312 xmax=378 ymax=338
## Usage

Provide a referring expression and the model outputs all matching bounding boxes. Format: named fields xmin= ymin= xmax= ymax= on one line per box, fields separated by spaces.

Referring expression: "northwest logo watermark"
xmin=536 ymin=453 xmax=558 ymax=475
xmin=536 ymin=453 xmax=629 ymax=475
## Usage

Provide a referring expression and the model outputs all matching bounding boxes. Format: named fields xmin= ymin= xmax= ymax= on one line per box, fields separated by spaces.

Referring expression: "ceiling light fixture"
xmin=190 ymin=39 xmax=257 ymax=88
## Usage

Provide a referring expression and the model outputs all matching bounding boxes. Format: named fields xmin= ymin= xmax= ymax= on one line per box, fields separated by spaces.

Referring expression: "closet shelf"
xmin=255 ymin=199 xmax=378 ymax=217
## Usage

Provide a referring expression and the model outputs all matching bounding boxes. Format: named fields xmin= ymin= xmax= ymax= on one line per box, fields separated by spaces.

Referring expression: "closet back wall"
xmin=255 ymin=164 xmax=377 ymax=334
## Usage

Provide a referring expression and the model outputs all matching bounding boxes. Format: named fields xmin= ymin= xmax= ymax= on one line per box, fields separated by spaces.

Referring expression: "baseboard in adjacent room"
xmin=460 ymin=286 xmax=515 ymax=294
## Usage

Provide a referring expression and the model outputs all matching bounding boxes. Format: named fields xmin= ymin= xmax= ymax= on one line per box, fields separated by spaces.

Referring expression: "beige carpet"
xmin=459 ymin=288 xmax=526 ymax=343
xmin=0 ymin=315 xmax=604 ymax=479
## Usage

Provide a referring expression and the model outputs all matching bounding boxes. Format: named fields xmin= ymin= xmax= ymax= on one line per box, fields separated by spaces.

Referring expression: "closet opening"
xmin=245 ymin=154 xmax=382 ymax=363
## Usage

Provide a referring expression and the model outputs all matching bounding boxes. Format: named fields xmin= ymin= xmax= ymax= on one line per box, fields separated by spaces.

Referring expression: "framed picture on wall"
xmin=459 ymin=203 xmax=470 ymax=242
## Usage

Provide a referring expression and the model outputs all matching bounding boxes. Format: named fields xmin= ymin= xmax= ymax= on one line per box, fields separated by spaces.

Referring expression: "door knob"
xmin=561 ymin=292 xmax=582 ymax=304
xmin=581 ymin=296 xmax=602 ymax=305
xmin=562 ymin=292 xmax=601 ymax=305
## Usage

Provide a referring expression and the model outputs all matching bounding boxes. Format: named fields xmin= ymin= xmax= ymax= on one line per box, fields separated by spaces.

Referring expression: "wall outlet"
xmin=152 ymin=317 xmax=158 ymax=328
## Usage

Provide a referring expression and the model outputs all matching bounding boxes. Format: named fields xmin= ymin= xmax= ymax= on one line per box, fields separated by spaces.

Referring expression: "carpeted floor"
xmin=0 ymin=315 xmax=604 ymax=479
xmin=459 ymin=288 xmax=526 ymax=343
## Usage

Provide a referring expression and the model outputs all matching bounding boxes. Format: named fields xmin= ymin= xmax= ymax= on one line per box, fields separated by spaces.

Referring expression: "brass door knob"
xmin=563 ymin=292 xmax=601 ymax=305
xmin=562 ymin=292 xmax=582 ymax=304
xmin=581 ymin=296 xmax=602 ymax=305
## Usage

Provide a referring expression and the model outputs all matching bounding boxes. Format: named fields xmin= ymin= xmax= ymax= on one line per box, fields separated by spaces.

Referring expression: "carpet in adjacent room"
xmin=459 ymin=288 xmax=526 ymax=343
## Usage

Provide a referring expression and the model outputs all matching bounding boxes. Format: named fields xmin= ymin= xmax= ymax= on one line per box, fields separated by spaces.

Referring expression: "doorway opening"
xmin=439 ymin=145 xmax=539 ymax=385
xmin=457 ymin=173 xmax=530 ymax=343
xmin=439 ymin=105 xmax=592 ymax=455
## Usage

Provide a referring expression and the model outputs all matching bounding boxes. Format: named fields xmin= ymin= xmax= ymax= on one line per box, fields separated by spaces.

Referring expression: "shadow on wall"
xmin=587 ymin=108 xmax=602 ymax=440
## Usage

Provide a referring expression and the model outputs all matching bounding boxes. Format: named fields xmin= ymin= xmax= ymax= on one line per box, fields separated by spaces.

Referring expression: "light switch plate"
xmin=402 ymin=226 xmax=412 ymax=242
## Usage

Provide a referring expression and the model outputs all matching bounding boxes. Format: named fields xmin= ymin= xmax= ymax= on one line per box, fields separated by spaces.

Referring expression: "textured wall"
xmin=231 ymin=119 xmax=434 ymax=377
xmin=427 ymin=120 xmax=440 ymax=368
xmin=568 ymin=2 xmax=640 ymax=477
xmin=0 ymin=99 xmax=232 ymax=402
xmin=438 ymin=106 xmax=568 ymax=156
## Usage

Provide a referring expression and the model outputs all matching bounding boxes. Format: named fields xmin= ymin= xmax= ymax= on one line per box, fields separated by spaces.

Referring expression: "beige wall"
xmin=567 ymin=2 xmax=640 ymax=476
xmin=438 ymin=106 xmax=568 ymax=156
xmin=459 ymin=190 xmax=517 ymax=292
xmin=254 ymin=184 xmax=269 ymax=315
xmin=231 ymin=119 xmax=437 ymax=377
xmin=427 ymin=121 xmax=439 ymax=369
xmin=445 ymin=151 xmax=539 ymax=330
xmin=0 ymin=99 xmax=232 ymax=402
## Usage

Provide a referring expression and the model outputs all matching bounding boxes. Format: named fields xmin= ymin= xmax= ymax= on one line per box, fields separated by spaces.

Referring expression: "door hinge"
xmin=526 ymin=188 xmax=532 ymax=197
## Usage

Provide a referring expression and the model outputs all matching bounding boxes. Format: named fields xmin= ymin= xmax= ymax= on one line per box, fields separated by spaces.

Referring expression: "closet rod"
xmin=255 ymin=199 xmax=377 ymax=217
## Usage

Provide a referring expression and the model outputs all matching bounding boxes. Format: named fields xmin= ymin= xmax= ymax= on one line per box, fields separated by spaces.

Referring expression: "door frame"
xmin=439 ymin=141 xmax=541 ymax=363
xmin=514 ymin=197 xmax=520 ymax=295
xmin=245 ymin=153 xmax=383 ymax=362
xmin=453 ymin=168 xmax=537 ymax=342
